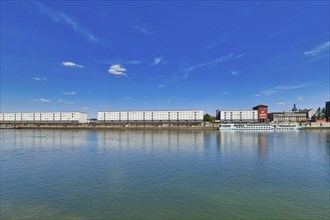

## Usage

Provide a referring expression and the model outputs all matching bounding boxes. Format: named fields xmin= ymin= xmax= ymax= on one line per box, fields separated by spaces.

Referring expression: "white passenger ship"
xmin=219 ymin=123 xmax=304 ymax=131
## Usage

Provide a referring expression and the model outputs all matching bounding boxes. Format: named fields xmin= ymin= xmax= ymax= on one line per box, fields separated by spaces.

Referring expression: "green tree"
xmin=203 ymin=114 xmax=215 ymax=122
xmin=203 ymin=114 xmax=212 ymax=122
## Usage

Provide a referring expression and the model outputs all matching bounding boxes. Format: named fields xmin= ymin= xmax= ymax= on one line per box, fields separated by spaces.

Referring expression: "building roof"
xmin=98 ymin=109 xmax=203 ymax=112
xmin=269 ymin=109 xmax=311 ymax=114
xmin=216 ymin=109 xmax=258 ymax=112
xmin=0 ymin=111 xmax=87 ymax=114
xmin=253 ymin=104 xmax=268 ymax=107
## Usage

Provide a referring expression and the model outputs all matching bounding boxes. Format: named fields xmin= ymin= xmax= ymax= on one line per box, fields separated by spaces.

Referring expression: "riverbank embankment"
xmin=303 ymin=122 xmax=330 ymax=129
xmin=0 ymin=122 xmax=220 ymax=130
xmin=1 ymin=122 xmax=329 ymax=130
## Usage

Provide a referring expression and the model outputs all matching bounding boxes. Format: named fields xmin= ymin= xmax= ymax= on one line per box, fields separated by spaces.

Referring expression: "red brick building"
xmin=253 ymin=105 xmax=268 ymax=122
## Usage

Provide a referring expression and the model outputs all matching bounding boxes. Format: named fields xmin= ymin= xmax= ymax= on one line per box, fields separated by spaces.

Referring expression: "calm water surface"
xmin=1 ymin=129 xmax=329 ymax=219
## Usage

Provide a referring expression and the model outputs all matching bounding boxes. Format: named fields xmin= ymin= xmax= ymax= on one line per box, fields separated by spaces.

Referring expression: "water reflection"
xmin=0 ymin=129 xmax=88 ymax=150
xmin=1 ymin=129 xmax=329 ymax=219
xmin=217 ymin=131 xmax=270 ymax=158
xmin=96 ymin=129 xmax=207 ymax=153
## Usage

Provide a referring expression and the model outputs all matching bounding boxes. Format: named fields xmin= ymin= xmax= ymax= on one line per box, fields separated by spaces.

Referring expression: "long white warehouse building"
xmin=0 ymin=112 xmax=87 ymax=123
xmin=98 ymin=110 xmax=204 ymax=122
xmin=219 ymin=110 xmax=258 ymax=123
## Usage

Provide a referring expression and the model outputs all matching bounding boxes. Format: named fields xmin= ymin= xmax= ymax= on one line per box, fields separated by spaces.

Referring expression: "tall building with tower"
xmin=268 ymin=104 xmax=315 ymax=122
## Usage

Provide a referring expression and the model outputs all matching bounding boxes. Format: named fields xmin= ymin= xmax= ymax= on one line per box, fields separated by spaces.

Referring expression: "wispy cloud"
xmin=158 ymin=84 xmax=165 ymax=88
xmin=182 ymin=53 xmax=243 ymax=79
xmin=58 ymin=99 xmax=74 ymax=104
xmin=304 ymin=41 xmax=330 ymax=56
xmin=152 ymin=57 xmax=165 ymax=65
xmin=297 ymin=96 xmax=304 ymax=101
xmin=162 ymin=53 xmax=242 ymax=85
xmin=222 ymin=92 xmax=229 ymax=95
xmin=269 ymin=26 xmax=292 ymax=38
xmin=108 ymin=64 xmax=127 ymax=76
xmin=62 ymin=61 xmax=84 ymax=68
xmin=254 ymin=83 xmax=310 ymax=97
xmin=62 ymin=91 xmax=76 ymax=95
xmin=252 ymin=94 xmax=262 ymax=97
xmin=125 ymin=97 xmax=131 ymax=100
xmin=274 ymin=84 xmax=309 ymax=90
xmin=100 ymin=59 xmax=142 ymax=65
xmin=33 ymin=98 xmax=50 ymax=103
xmin=134 ymin=25 xmax=154 ymax=35
xmin=31 ymin=1 xmax=98 ymax=42
xmin=33 ymin=77 xmax=47 ymax=81
xmin=166 ymin=96 xmax=184 ymax=103
xmin=125 ymin=60 xmax=141 ymax=64
xmin=203 ymin=42 xmax=218 ymax=50
xmin=203 ymin=34 xmax=230 ymax=50
xmin=260 ymin=89 xmax=278 ymax=96
xmin=277 ymin=102 xmax=285 ymax=105
xmin=81 ymin=106 xmax=89 ymax=110
xmin=230 ymin=70 xmax=238 ymax=76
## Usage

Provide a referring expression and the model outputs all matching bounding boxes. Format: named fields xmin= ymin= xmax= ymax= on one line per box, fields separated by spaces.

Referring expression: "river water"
xmin=1 ymin=129 xmax=329 ymax=219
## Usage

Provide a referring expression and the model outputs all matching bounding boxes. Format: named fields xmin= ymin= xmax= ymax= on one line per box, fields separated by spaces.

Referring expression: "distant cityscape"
xmin=1 ymin=101 xmax=329 ymax=124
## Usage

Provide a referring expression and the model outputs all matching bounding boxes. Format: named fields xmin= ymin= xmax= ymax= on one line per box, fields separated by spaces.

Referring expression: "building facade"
xmin=268 ymin=110 xmax=311 ymax=122
xmin=0 ymin=112 xmax=87 ymax=123
xmin=253 ymin=105 xmax=268 ymax=122
xmin=98 ymin=110 xmax=204 ymax=122
xmin=326 ymin=101 xmax=330 ymax=122
xmin=218 ymin=110 xmax=258 ymax=123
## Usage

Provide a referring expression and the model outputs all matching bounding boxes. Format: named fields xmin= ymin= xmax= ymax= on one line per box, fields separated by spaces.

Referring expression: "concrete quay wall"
xmin=1 ymin=122 xmax=329 ymax=130
xmin=303 ymin=122 xmax=330 ymax=129
xmin=0 ymin=122 xmax=220 ymax=130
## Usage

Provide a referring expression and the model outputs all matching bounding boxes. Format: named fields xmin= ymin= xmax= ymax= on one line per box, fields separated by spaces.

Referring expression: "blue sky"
xmin=1 ymin=1 xmax=329 ymax=117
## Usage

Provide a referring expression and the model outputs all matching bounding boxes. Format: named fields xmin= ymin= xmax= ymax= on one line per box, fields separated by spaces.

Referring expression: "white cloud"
xmin=152 ymin=57 xmax=165 ymax=65
xmin=33 ymin=77 xmax=47 ymax=81
xmin=33 ymin=98 xmax=50 ymax=103
xmin=32 ymin=1 xmax=98 ymax=42
xmin=304 ymin=41 xmax=330 ymax=56
xmin=58 ymin=99 xmax=74 ymax=104
xmin=62 ymin=91 xmax=76 ymax=95
xmin=222 ymin=92 xmax=229 ymax=95
xmin=297 ymin=96 xmax=304 ymax=101
xmin=230 ymin=70 xmax=238 ymax=76
xmin=125 ymin=97 xmax=131 ymax=100
xmin=277 ymin=102 xmax=285 ymax=105
xmin=62 ymin=61 xmax=84 ymax=68
xmin=81 ymin=106 xmax=89 ymax=109
xmin=158 ymin=84 xmax=165 ymax=88
xmin=134 ymin=25 xmax=154 ymax=35
xmin=108 ymin=64 xmax=127 ymax=76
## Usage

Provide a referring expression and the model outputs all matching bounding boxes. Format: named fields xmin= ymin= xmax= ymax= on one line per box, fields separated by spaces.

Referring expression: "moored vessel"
xmin=219 ymin=123 xmax=303 ymax=131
